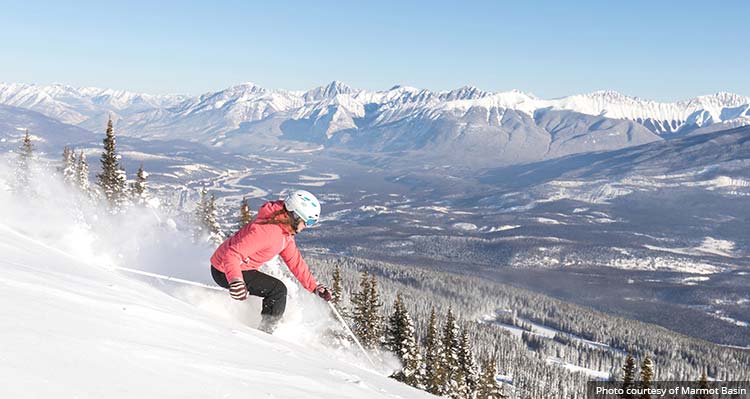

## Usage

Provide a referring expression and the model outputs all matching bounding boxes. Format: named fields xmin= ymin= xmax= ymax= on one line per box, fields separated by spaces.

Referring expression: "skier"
xmin=210 ymin=189 xmax=332 ymax=333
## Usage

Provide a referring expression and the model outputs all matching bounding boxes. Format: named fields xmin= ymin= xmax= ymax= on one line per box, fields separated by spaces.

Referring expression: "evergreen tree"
xmin=238 ymin=197 xmax=253 ymax=228
xmin=61 ymin=146 xmax=77 ymax=184
xmin=75 ymin=151 xmax=90 ymax=192
xmin=131 ymin=163 xmax=147 ymax=200
xmin=386 ymin=294 xmax=406 ymax=353
xmin=639 ymin=354 xmax=653 ymax=399
xmin=322 ymin=261 xmax=351 ymax=346
xmin=350 ymin=272 xmax=382 ymax=349
xmin=60 ymin=146 xmax=71 ymax=173
xmin=204 ymin=193 xmax=224 ymax=243
xmin=424 ymin=308 xmax=447 ymax=396
xmin=15 ymin=129 xmax=34 ymax=192
xmin=20 ymin=128 xmax=33 ymax=157
xmin=477 ymin=355 xmax=505 ymax=399
xmin=442 ymin=307 xmax=466 ymax=398
xmin=196 ymin=187 xmax=208 ymax=228
xmin=350 ymin=272 xmax=371 ymax=347
xmin=331 ymin=262 xmax=343 ymax=305
xmin=695 ymin=371 xmax=710 ymax=399
xmin=96 ymin=118 xmax=127 ymax=208
xmin=386 ymin=294 xmax=424 ymax=388
xmin=399 ymin=310 xmax=424 ymax=388
xmin=459 ymin=327 xmax=480 ymax=396
xmin=195 ymin=187 xmax=212 ymax=240
xmin=621 ymin=353 xmax=637 ymax=399
xmin=367 ymin=274 xmax=384 ymax=347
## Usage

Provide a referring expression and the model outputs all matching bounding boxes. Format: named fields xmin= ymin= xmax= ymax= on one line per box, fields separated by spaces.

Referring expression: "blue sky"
xmin=1 ymin=0 xmax=747 ymax=100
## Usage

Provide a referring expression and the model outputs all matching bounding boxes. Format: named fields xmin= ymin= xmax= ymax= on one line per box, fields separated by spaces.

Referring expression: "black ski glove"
xmin=314 ymin=284 xmax=332 ymax=302
xmin=229 ymin=278 xmax=248 ymax=301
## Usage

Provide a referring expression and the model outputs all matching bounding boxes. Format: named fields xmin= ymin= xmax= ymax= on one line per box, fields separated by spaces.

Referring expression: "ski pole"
xmin=327 ymin=302 xmax=376 ymax=367
xmin=115 ymin=266 xmax=224 ymax=291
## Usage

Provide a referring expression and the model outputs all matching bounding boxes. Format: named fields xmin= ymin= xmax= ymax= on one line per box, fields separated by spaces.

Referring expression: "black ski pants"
xmin=211 ymin=265 xmax=287 ymax=317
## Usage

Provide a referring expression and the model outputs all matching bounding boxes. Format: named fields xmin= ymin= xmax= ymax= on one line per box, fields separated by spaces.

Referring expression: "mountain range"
xmin=1 ymin=81 xmax=748 ymax=167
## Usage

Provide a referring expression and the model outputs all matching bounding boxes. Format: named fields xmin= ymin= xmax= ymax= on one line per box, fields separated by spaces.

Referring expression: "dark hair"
xmin=258 ymin=208 xmax=297 ymax=230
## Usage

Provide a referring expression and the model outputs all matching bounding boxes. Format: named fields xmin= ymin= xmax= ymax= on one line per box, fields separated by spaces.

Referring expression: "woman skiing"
xmin=210 ymin=189 xmax=332 ymax=333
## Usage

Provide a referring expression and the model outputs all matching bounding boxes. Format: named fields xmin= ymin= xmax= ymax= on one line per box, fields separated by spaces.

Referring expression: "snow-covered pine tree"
xmin=424 ymin=308 xmax=447 ymax=396
xmin=400 ymin=310 xmax=425 ymax=389
xmin=60 ymin=146 xmax=70 ymax=173
xmin=350 ymin=272 xmax=383 ymax=349
xmin=194 ymin=187 xmax=209 ymax=240
xmin=386 ymin=294 xmax=424 ymax=389
xmin=442 ymin=307 xmax=467 ymax=398
xmin=367 ymin=274 xmax=384 ymax=348
xmin=459 ymin=327 xmax=480 ymax=396
xmin=131 ymin=163 xmax=147 ymax=201
xmin=204 ymin=193 xmax=224 ymax=243
xmin=477 ymin=354 xmax=504 ymax=399
xmin=75 ymin=151 xmax=90 ymax=193
xmin=61 ymin=146 xmax=77 ymax=184
xmin=639 ymin=354 xmax=653 ymax=399
xmin=15 ymin=129 xmax=34 ymax=192
xmin=622 ymin=352 xmax=637 ymax=399
xmin=196 ymin=187 xmax=207 ymax=220
xmin=386 ymin=294 xmax=406 ymax=353
xmin=239 ymin=197 xmax=253 ymax=228
xmin=117 ymin=167 xmax=131 ymax=207
xmin=331 ymin=262 xmax=343 ymax=305
xmin=452 ymin=359 xmax=469 ymax=398
xmin=96 ymin=118 xmax=127 ymax=209
xmin=350 ymin=272 xmax=372 ymax=347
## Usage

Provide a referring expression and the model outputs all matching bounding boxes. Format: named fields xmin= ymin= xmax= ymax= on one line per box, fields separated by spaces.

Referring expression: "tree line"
xmin=13 ymin=120 xmax=148 ymax=209
xmin=13 ymin=120 xmax=254 ymax=245
xmin=304 ymin=254 xmax=749 ymax=399
xmin=328 ymin=264 xmax=505 ymax=399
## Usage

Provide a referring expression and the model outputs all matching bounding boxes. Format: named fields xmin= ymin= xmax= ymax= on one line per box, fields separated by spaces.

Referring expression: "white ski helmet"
xmin=284 ymin=189 xmax=321 ymax=226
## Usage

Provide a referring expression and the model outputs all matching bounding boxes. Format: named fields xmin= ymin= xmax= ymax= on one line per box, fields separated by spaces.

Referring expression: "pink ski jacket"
xmin=210 ymin=200 xmax=318 ymax=292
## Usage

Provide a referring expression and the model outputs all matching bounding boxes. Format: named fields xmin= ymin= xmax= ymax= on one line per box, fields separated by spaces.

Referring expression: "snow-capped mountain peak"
xmin=438 ymin=85 xmax=492 ymax=101
xmin=219 ymin=82 xmax=267 ymax=97
xmin=303 ymin=81 xmax=356 ymax=102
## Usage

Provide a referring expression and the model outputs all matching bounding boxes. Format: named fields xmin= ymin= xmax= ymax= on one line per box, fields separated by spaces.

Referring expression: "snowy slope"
xmin=545 ymin=90 xmax=750 ymax=134
xmin=0 ymin=224 xmax=433 ymax=399
xmin=0 ymin=105 xmax=97 ymax=153
xmin=0 ymin=159 xmax=432 ymax=399
xmin=0 ymin=82 xmax=187 ymax=131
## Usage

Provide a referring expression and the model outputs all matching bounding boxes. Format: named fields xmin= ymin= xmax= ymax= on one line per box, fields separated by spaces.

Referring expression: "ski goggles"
xmin=292 ymin=212 xmax=318 ymax=227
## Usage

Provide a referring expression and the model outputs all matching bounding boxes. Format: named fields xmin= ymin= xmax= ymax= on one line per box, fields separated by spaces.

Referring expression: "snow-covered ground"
xmin=545 ymin=357 xmax=610 ymax=381
xmin=707 ymin=310 xmax=750 ymax=328
xmin=453 ymin=222 xmax=478 ymax=231
xmin=282 ymin=172 xmax=341 ymax=188
xmin=485 ymin=313 xmax=622 ymax=355
xmin=481 ymin=225 xmax=520 ymax=233
xmin=607 ymin=253 xmax=722 ymax=274
xmin=0 ymin=161 xmax=433 ymax=399
xmin=643 ymin=237 xmax=736 ymax=258
xmin=481 ymin=312 xmax=619 ymax=380
xmin=535 ymin=217 xmax=564 ymax=225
